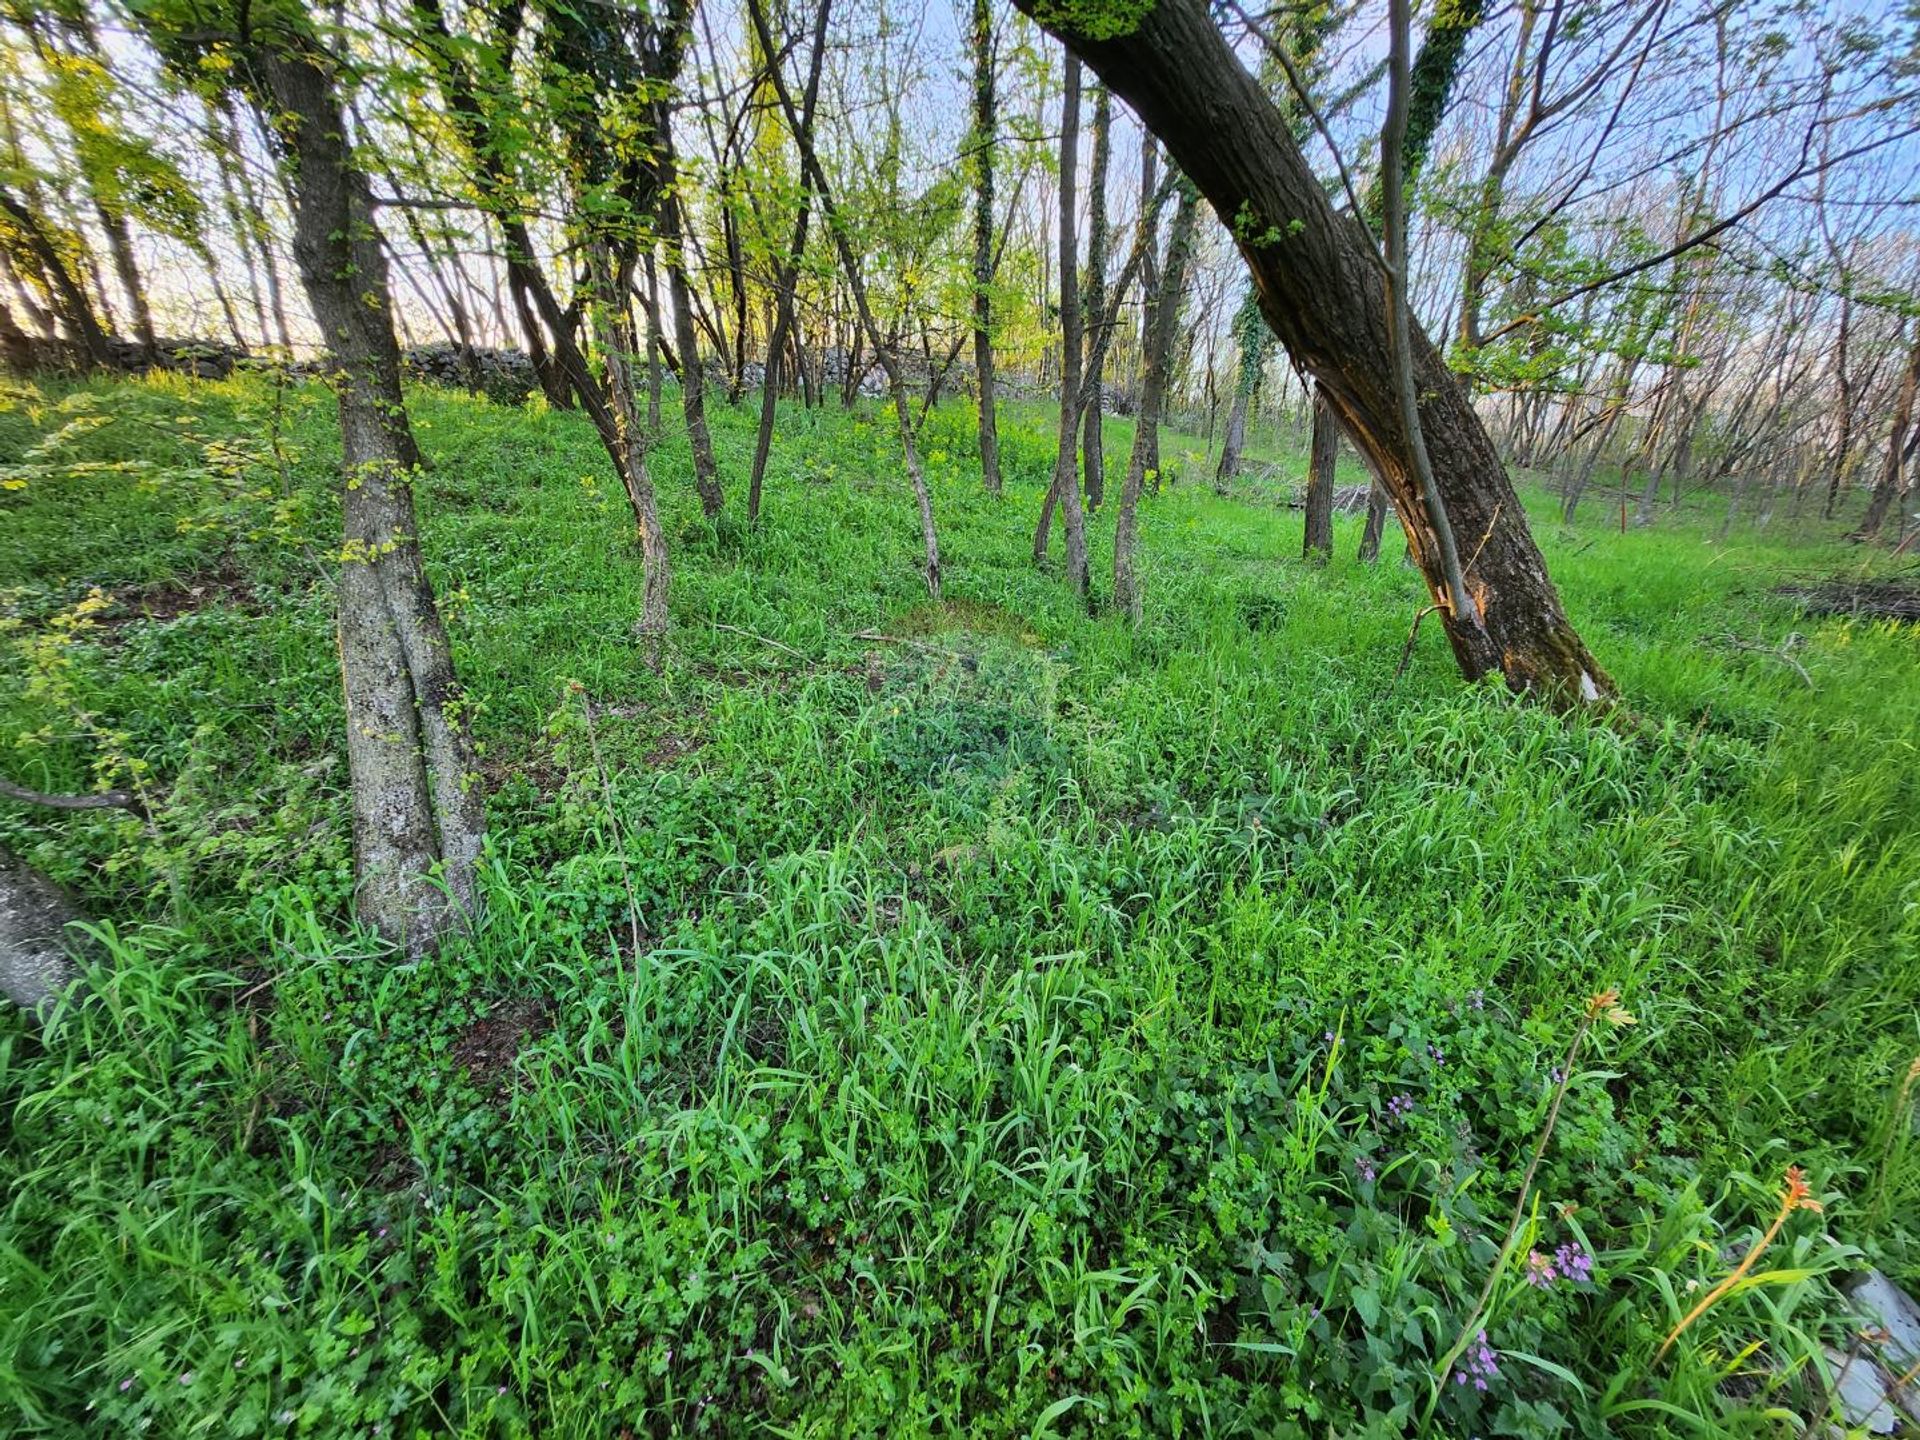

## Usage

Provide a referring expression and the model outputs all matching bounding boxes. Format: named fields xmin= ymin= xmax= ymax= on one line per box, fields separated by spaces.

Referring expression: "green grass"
xmin=1 ymin=368 xmax=1917 ymax=1437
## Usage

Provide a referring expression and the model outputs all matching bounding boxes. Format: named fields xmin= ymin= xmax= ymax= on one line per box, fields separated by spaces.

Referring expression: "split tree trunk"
xmin=1018 ymin=0 xmax=1610 ymax=702
xmin=259 ymin=40 xmax=485 ymax=954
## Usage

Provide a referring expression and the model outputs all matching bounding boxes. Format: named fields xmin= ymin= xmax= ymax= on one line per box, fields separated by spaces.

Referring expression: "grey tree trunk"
xmin=1303 ymin=388 xmax=1336 ymax=563
xmin=97 ymin=203 xmax=156 ymax=361
xmin=748 ymin=0 xmax=830 ymax=524
xmin=1358 ymin=481 xmax=1390 ymax=563
xmin=0 ymin=847 xmax=89 ymax=1016
xmin=588 ymin=243 xmax=672 ymax=652
xmin=256 ymin=38 xmax=486 ymax=955
xmin=1017 ymin=0 xmax=1610 ymax=702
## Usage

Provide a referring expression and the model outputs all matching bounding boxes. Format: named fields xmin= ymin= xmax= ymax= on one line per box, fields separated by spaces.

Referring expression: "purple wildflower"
xmin=1428 ymin=1043 xmax=1447 ymax=1065
xmin=1468 ymin=989 xmax=1486 ymax=1011
xmin=1386 ymin=1092 xmax=1415 ymax=1124
xmin=1354 ymin=1155 xmax=1377 ymax=1183
xmin=1555 ymin=1240 xmax=1593 ymax=1284
xmin=1451 ymin=1329 xmax=1501 ymax=1392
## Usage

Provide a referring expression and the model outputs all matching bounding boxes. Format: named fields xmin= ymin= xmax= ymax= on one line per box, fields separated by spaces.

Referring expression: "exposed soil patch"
xmin=1777 ymin=577 xmax=1920 ymax=621
xmin=449 ymin=997 xmax=553 ymax=1090
xmin=477 ymin=747 xmax=567 ymax=798
xmin=644 ymin=729 xmax=706 ymax=767
xmin=109 ymin=557 xmax=258 ymax=628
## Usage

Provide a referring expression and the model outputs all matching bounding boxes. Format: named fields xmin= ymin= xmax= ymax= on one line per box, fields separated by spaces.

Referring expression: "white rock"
xmin=1847 ymin=1269 xmax=1920 ymax=1370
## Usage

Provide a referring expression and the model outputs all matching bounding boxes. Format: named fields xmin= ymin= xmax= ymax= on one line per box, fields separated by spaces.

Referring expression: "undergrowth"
xmin=1 ymin=371 xmax=1916 ymax=1437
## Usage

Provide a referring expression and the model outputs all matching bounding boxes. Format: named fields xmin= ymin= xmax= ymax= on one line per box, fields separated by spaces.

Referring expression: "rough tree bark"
xmin=1113 ymin=180 xmax=1197 ymax=621
xmin=256 ymin=37 xmax=486 ymax=953
xmin=970 ymin=0 xmax=1003 ymax=494
xmin=0 ymin=846 xmax=89 ymax=1015
xmin=1032 ymin=54 xmax=1090 ymax=598
xmin=1017 ymin=0 xmax=1610 ymax=701
xmin=1303 ymin=387 xmax=1336 ymax=563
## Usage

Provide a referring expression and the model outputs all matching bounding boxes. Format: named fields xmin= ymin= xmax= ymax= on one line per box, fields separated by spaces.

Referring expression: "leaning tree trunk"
xmin=0 ymin=846 xmax=88 ymax=1015
xmin=0 ymin=188 xmax=110 ymax=365
xmin=257 ymin=42 xmax=486 ymax=955
xmin=969 ymin=0 xmax=1003 ymax=494
xmin=1303 ymin=387 xmax=1337 ymax=563
xmin=1017 ymin=0 xmax=1611 ymax=703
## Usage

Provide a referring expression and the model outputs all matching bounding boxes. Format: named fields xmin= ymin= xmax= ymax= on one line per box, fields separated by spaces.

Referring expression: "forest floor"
xmin=2 ymin=369 xmax=1918 ymax=1438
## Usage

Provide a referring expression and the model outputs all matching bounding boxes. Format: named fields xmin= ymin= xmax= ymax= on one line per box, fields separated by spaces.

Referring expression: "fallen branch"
xmin=707 ymin=620 xmax=810 ymax=660
xmin=0 ymin=775 xmax=146 ymax=816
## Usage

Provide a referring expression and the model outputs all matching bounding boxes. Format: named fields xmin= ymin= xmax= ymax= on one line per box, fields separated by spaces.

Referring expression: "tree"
xmin=969 ymin=0 xmax=1002 ymax=494
xmin=1015 ymin=0 xmax=1610 ymax=702
xmin=746 ymin=0 xmax=942 ymax=598
xmin=1855 ymin=334 xmax=1919 ymax=541
xmin=1303 ymin=388 xmax=1336 ymax=563
xmin=1080 ymin=82 xmax=1111 ymax=510
xmin=1215 ymin=292 xmax=1265 ymax=483
xmin=1031 ymin=53 xmax=1090 ymax=598
xmin=130 ymin=0 xmax=486 ymax=951
xmin=1113 ymin=177 xmax=1197 ymax=621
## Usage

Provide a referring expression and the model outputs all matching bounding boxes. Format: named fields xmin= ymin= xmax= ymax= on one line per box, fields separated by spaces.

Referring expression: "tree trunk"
xmin=642 ymin=249 xmax=665 ymax=431
xmin=1216 ymin=289 xmax=1263 ymax=483
xmin=1303 ymin=388 xmax=1336 ymax=563
xmin=1358 ymin=480 xmax=1390 ymax=562
xmin=1033 ymin=54 xmax=1090 ymax=598
xmin=0 ymin=846 xmax=89 ymax=1016
xmin=0 ymin=188 xmax=110 ymax=365
xmin=748 ymin=0 xmax=830 ymax=524
xmin=970 ymin=0 xmax=1003 ymax=494
xmin=1018 ymin=0 xmax=1610 ymax=702
xmin=256 ymin=39 xmax=485 ymax=954
xmin=587 ymin=243 xmax=672 ymax=649
xmin=657 ymin=123 xmax=724 ymax=522
xmin=1113 ymin=180 xmax=1198 ymax=621
xmin=747 ymin=0 xmax=940 ymax=597
xmin=97 ymin=203 xmax=156 ymax=361
xmin=1081 ymin=83 xmax=1111 ymax=511
xmin=1855 ymin=339 xmax=1920 ymax=541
